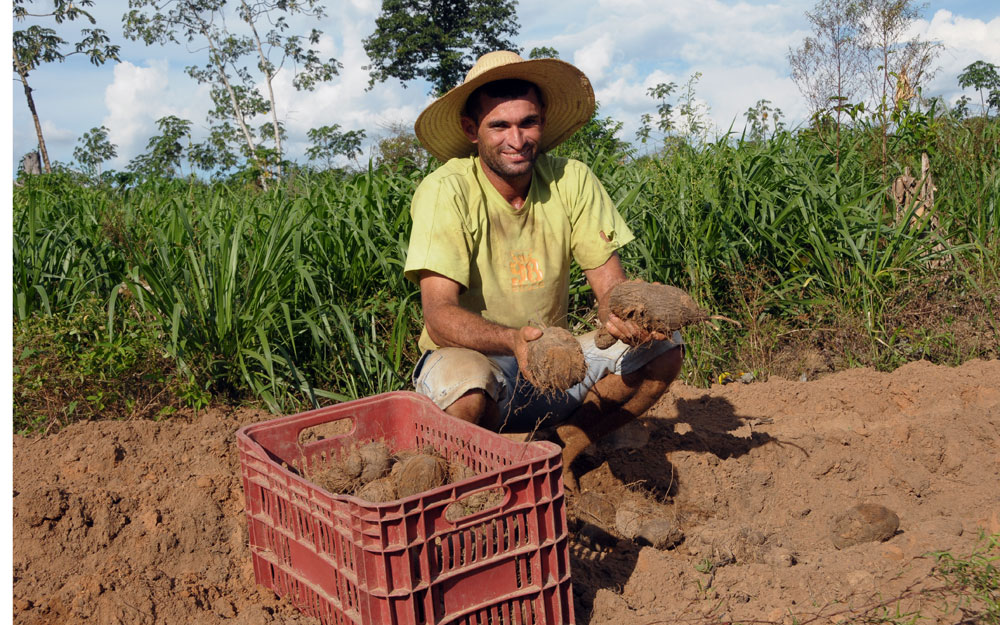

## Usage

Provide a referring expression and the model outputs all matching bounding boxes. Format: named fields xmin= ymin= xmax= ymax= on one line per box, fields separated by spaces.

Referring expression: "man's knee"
xmin=650 ymin=346 xmax=683 ymax=381
xmin=445 ymin=389 xmax=499 ymax=428
xmin=414 ymin=347 xmax=501 ymax=411
xmin=625 ymin=346 xmax=683 ymax=395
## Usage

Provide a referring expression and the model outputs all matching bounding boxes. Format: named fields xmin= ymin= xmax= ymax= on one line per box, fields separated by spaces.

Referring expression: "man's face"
xmin=461 ymin=90 xmax=545 ymax=185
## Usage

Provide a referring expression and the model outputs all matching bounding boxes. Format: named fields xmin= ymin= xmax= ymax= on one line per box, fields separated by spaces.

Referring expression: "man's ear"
xmin=460 ymin=116 xmax=478 ymax=143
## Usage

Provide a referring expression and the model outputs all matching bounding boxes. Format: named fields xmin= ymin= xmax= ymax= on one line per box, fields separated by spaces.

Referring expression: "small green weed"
xmin=931 ymin=531 xmax=1000 ymax=624
xmin=823 ymin=532 xmax=1000 ymax=625
xmin=13 ymin=297 xmax=186 ymax=434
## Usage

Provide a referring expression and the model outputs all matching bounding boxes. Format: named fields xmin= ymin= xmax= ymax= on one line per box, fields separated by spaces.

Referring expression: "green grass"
xmin=931 ymin=531 xmax=1000 ymax=624
xmin=12 ymin=112 xmax=1000 ymax=430
xmin=13 ymin=296 xmax=196 ymax=435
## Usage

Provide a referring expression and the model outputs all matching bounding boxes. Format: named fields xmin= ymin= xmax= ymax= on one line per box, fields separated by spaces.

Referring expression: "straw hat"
xmin=414 ymin=50 xmax=596 ymax=162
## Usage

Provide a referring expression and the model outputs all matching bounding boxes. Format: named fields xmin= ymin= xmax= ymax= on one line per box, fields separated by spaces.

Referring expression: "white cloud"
xmin=103 ymin=61 xmax=170 ymax=159
xmin=40 ymin=120 xmax=76 ymax=145
xmin=102 ymin=60 xmax=211 ymax=166
xmin=573 ymin=35 xmax=618 ymax=83
xmin=699 ymin=64 xmax=806 ymax=131
xmin=347 ymin=0 xmax=379 ymax=12
xmin=924 ymin=11 xmax=1000 ymax=61
xmin=917 ymin=11 xmax=1000 ymax=109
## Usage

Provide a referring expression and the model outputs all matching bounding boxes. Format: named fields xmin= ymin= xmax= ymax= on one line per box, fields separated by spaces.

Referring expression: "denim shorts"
xmin=411 ymin=329 xmax=683 ymax=431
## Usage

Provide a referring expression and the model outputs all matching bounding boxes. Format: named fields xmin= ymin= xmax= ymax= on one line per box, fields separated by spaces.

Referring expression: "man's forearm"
xmin=424 ymin=302 xmax=519 ymax=355
xmin=584 ymin=251 xmax=629 ymax=324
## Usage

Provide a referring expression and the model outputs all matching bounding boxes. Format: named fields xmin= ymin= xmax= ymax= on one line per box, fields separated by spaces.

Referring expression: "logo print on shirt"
xmin=509 ymin=251 xmax=544 ymax=291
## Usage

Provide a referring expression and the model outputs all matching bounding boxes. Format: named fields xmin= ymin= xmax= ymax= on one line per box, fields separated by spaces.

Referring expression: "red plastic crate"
xmin=237 ymin=391 xmax=574 ymax=625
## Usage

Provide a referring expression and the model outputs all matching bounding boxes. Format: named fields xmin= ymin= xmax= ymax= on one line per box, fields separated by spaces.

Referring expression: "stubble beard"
xmin=479 ymin=142 xmax=539 ymax=184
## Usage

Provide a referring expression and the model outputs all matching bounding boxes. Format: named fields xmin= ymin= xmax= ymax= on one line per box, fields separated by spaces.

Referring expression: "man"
xmin=405 ymin=51 xmax=683 ymax=490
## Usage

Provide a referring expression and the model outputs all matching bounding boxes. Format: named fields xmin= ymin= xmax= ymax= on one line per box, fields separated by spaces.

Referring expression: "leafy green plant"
xmin=11 ymin=111 xmax=999 ymax=420
xmin=13 ymin=297 xmax=182 ymax=434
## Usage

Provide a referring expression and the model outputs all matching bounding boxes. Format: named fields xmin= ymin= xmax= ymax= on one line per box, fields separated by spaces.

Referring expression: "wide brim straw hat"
xmin=414 ymin=50 xmax=595 ymax=162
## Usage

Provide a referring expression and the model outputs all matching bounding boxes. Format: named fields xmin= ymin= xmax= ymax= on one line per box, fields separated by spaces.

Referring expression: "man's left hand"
xmin=603 ymin=313 xmax=668 ymax=347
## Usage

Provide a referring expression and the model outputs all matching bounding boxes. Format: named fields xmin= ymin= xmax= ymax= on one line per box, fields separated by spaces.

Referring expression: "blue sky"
xmin=8 ymin=0 xmax=1000 ymax=173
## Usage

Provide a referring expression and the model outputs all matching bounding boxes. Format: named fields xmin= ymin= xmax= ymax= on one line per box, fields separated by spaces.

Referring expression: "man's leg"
xmin=555 ymin=346 xmax=682 ymax=490
xmin=445 ymin=389 xmax=501 ymax=430
xmin=413 ymin=347 xmax=505 ymax=429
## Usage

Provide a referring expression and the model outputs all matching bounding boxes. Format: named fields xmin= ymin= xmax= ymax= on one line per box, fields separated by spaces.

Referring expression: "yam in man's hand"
xmin=595 ymin=281 xmax=737 ymax=349
xmin=517 ymin=326 xmax=586 ymax=393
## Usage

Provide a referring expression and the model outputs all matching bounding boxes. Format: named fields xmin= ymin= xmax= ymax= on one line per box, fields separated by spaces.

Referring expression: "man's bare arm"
xmin=583 ymin=251 xmax=628 ymax=324
xmin=419 ymin=270 xmax=541 ymax=356
xmin=583 ymin=252 xmax=667 ymax=345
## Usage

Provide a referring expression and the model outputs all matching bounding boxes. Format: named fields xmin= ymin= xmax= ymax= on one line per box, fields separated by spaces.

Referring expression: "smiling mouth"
xmin=503 ymin=148 xmax=533 ymax=161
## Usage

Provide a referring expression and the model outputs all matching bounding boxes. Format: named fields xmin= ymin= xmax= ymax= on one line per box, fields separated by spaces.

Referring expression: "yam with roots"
xmin=521 ymin=326 xmax=587 ymax=392
xmin=393 ymin=453 xmax=448 ymax=498
xmin=342 ymin=441 xmax=391 ymax=484
xmin=595 ymin=281 xmax=738 ymax=349
xmin=355 ymin=477 xmax=398 ymax=503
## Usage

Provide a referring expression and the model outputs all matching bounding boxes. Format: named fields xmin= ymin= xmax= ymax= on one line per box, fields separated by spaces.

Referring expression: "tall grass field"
xmin=12 ymin=115 xmax=1000 ymax=433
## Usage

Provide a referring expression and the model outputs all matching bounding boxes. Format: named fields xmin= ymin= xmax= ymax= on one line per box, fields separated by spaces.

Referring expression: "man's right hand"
xmin=513 ymin=325 xmax=543 ymax=378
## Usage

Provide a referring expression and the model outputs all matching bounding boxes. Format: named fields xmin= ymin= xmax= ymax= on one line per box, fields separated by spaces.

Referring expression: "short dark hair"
xmin=462 ymin=79 xmax=545 ymax=122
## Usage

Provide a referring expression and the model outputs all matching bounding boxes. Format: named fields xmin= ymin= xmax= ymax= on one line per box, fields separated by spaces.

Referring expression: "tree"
xmin=187 ymin=123 xmax=240 ymax=175
xmin=743 ymin=99 xmax=785 ymax=143
xmin=528 ymin=46 xmax=559 ymax=60
xmin=788 ymin=0 xmax=939 ymax=172
xmin=857 ymin=0 xmax=940 ymax=178
xmin=859 ymin=0 xmax=939 ymax=113
xmin=677 ymin=72 xmax=711 ymax=144
xmin=788 ymin=0 xmax=865 ymax=115
xmin=235 ymin=0 xmax=341 ymax=176
xmin=553 ymin=104 xmax=628 ymax=162
xmin=124 ymin=1 xmax=265 ymax=182
xmin=124 ymin=0 xmax=340 ymax=186
xmin=636 ymin=82 xmax=678 ymax=146
xmin=363 ymin=0 xmax=520 ymax=95
xmin=374 ymin=122 xmax=430 ymax=172
xmin=787 ymin=0 xmax=865 ymax=168
xmin=957 ymin=60 xmax=1000 ymax=118
xmin=13 ymin=0 xmax=120 ymax=173
xmin=73 ymin=125 xmax=117 ymax=176
xmin=951 ymin=95 xmax=972 ymax=120
xmin=128 ymin=115 xmax=193 ymax=178
xmin=306 ymin=125 xmax=367 ymax=169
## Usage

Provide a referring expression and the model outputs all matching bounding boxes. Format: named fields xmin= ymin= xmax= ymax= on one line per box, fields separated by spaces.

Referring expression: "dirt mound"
xmin=13 ymin=360 xmax=1000 ymax=624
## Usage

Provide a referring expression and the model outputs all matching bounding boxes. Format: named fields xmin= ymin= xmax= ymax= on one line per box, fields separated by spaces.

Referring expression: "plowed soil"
xmin=13 ymin=360 xmax=1000 ymax=625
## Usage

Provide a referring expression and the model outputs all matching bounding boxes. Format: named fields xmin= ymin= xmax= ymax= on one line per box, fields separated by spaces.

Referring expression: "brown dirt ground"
xmin=13 ymin=359 xmax=1000 ymax=625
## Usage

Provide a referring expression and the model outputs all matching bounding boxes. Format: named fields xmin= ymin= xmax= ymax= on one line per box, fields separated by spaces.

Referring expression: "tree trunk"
xmin=835 ymin=50 xmax=842 ymax=173
xmin=22 ymin=151 xmax=42 ymax=175
xmin=243 ymin=2 xmax=283 ymax=178
xmin=880 ymin=43 xmax=890 ymax=186
xmin=203 ymin=29 xmax=268 ymax=191
xmin=13 ymin=51 xmax=52 ymax=174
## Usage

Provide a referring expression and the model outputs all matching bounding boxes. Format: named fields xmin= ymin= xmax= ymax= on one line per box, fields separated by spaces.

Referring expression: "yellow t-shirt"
xmin=404 ymin=153 xmax=634 ymax=351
